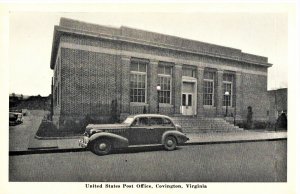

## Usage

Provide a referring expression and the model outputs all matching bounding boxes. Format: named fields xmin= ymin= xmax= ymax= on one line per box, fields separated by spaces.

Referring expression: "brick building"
xmin=268 ymin=88 xmax=287 ymax=123
xmin=50 ymin=18 xmax=272 ymax=129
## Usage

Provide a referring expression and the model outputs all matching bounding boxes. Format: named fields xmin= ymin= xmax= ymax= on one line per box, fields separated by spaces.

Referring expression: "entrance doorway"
xmin=181 ymin=81 xmax=197 ymax=115
xmin=182 ymin=93 xmax=193 ymax=115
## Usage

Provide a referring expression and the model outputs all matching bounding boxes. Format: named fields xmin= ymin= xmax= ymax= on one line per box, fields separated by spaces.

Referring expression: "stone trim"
xmin=60 ymin=42 xmax=268 ymax=77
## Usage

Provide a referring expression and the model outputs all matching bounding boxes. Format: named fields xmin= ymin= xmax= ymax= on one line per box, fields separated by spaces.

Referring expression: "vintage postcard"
xmin=0 ymin=1 xmax=298 ymax=194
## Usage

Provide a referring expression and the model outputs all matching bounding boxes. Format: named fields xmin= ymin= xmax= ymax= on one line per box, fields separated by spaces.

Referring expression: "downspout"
xmin=274 ymin=90 xmax=278 ymax=130
xmin=51 ymin=77 xmax=54 ymax=120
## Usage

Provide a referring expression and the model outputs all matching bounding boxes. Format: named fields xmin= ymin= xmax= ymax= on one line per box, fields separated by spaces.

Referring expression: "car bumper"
xmin=79 ymin=136 xmax=89 ymax=148
xmin=177 ymin=135 xmax=189 ymax=145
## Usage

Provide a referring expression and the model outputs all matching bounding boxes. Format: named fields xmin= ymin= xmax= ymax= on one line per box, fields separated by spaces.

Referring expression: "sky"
xmin=8 ymin=7 xmax=288 ymax=96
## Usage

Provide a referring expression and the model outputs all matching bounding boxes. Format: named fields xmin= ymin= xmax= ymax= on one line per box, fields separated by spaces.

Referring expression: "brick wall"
xmin=268 ymin=88 xmax=287 ymax=123
xmin=120 ymin=56 xmax=130 ymax=119
xmin=52 ymin=48 xmax=61 ymax=126
xmin=240 ymin=73 xmax=269 ymax=121
xmin=59 ymin=47 xmax=120 ymax=124
xmin=147 ymin=60 xmax=159 ymax=113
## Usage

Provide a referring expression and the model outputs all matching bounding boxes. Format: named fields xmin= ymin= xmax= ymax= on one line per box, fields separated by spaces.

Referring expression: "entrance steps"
xmin=171 ymin=116 xmax=243 ymax=133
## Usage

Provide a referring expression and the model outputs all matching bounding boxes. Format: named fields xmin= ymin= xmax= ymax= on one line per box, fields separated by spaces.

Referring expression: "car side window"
xmin=149 ymin=118 xmax=163 ymax=126
xmin=162 ymin=118 xmax=173 ymax=126
xmin=131 ymin=117 xmax=148 ymax=127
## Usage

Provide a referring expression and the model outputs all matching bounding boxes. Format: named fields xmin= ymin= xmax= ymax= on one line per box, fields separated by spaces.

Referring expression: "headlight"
xmin=85 ymin=127 xmax=94 ymax=137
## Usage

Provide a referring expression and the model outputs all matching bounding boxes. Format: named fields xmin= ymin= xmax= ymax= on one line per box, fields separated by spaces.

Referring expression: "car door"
xmin=148 ymin=117 xmax=175 ymax=144
xmin=129 ymin=117 xmax=151 ymax=145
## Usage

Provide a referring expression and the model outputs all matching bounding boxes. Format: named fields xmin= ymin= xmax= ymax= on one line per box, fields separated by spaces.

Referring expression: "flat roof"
xmin=50 ymin=17 xmax=272 ymax=69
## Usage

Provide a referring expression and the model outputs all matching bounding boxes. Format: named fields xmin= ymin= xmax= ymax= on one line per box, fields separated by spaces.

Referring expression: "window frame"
xmin=222 ymin=74 xmax=234 ymax=107
xmin=148 ymin=117 xmax=164 ymax=126
xmin=162 ymin=118 xmax=174 ymax=127
xmin=222 ymin=81 xmax=232 ymax=107
xmin=157 ymin=65 xmax=172 ymax=105
xmin=131 ymin=117 xmax=149 ymax=127
xmin=203 ymin=71 xmax=215 ymax=107
xmin=130 ymin=60 xmax=148 ymax=103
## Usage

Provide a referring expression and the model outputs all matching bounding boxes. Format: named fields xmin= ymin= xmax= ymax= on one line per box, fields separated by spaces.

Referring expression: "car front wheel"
xmin=90 ymin=138 xmax=112 ymax=156
xmin=163 ymin=136 xmax=177 ymax=151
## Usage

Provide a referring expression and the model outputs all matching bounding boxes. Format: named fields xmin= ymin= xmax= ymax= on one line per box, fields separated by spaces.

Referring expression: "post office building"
xmin=50 ymin=18 xmax=272 ymax=129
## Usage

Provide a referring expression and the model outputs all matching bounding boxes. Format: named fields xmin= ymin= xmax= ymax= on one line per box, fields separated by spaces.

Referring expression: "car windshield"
xmin=122 ymin=117 xmax=134 ymax=125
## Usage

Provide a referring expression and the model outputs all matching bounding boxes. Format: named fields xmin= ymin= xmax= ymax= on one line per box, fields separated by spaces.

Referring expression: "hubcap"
xmin=99 ymin=143 xmax=107 ymax=150
xmin=167 ymin=139 xmax=174 ymax=147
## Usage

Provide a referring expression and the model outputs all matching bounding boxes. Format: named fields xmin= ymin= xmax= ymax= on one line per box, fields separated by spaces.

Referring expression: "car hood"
xmin=86 ymin=123 xmax=129 ymax=130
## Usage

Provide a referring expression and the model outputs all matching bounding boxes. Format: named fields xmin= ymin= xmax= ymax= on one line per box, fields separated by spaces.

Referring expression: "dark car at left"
xmin=9 ymin=112 xmax=23 ymax=126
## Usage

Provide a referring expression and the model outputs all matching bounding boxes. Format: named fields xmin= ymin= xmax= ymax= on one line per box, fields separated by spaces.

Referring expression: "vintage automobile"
xmin=79 ymin=114 xmax=189 ymax=156
xmin=9 ymin=112 xmax=23 ymax=126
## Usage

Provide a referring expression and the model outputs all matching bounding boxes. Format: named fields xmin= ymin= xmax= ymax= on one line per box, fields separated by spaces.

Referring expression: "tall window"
xmin=130 ymin=60 xmax=147 ymax=103
xmin=203 ymin=71 xmax=215 ymax=106
xmin=157 ymin=65 xmax=172 ymax=104
xmin=223 ymin=73 xmax=234 ymax=106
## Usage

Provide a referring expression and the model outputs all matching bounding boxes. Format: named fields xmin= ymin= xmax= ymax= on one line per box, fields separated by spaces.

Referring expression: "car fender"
xmin=161 ymin=130 xmax=189 ymax=144
xmin=89 ymin=132 xmax=129 ymax=148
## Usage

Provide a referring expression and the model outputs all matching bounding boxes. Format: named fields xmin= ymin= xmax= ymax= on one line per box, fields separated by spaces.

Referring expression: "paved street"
xmin=9 ymin=110 xmax=48 ymax=151
xmin=9 ymin=140 xmax=287 ymax=182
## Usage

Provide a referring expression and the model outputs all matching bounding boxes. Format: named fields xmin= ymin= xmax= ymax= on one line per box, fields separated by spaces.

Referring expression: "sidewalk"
xmin=11 ymin=130 xmax=287 ymax=154
xmin=186 ymin=130 xmax=287 ymax=144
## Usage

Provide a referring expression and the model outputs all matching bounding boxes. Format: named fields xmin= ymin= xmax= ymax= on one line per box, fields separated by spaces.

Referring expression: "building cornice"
xmin=50 ymin=22 xmax=273 ymax=69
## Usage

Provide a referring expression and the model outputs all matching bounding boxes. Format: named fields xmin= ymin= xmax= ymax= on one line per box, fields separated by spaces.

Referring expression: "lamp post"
xmin=225 ymin=91 xmax=230 ymax=117
xmin=233 ymin=94 xmax=236 ymax=125
xmin=156 ymin=85 xmax=161 ymax=113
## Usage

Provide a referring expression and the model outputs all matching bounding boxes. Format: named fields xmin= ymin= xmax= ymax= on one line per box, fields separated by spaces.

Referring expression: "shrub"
xmin=236 ymin=120 xmax=272 ymax=130
xmin=253 ymin=121 xmax=268 ymax=129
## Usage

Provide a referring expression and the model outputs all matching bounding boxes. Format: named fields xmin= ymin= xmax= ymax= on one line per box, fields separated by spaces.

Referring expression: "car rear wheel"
xmin=90 ymin=138 xmax=112 ymax=156
xmin=163 ymin=136 xmax=177 ymax=151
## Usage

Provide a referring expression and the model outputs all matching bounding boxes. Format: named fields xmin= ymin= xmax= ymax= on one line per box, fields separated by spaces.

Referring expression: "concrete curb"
xmin=9 ymin=137 xmax=287 ymax=156
xmin=9 ymin=148 xmax=87 ymax=156
xmin=184 ymin=129 xmax=244 ymax=134
xmin=183 ymin=137 xmax=287 ymax=146
xmin=34 ymin=129 xmax=287 ymax=140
